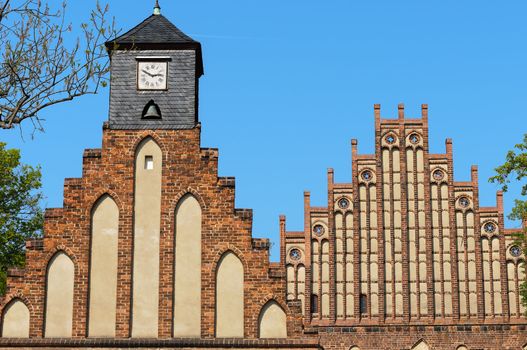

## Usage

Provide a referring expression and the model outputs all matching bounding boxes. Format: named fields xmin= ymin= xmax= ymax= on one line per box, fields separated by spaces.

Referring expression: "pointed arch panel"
xmin=258 ymin=300 xmax=287 ymax=338
xmin=132 ymin=137 xmax=162 ymax=337
xmin=215 ymin=251 xmax=244 ymax=337
xmin=45 ymin=252 xmax=74 ymax=338
xmin=89 ymin=195 xmax=119 ymax=337
xmin=2 ymin=299 xmax=29 ymax=338
xmin=173 ymin=195 xmax=202 ymax=337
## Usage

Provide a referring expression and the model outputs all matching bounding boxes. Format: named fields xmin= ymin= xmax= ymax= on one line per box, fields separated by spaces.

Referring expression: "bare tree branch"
xmin=0 ymin=0 xmax=119 ymax=132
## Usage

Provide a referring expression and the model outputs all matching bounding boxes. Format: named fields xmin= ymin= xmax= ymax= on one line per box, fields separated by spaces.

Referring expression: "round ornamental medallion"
xmin=385 ymin=134 xmax=396 ymax=145
xmin=433 ymin=169 xmax=445 ymax=181
xmin=338 ymin=197 xmax=350 ymax=209
xmin=289 ymin=248 xmax=302 ymax=261
xmin=409 ymin=133 xmax=420 ymax=145
xmin=458 ymin=196 xmax=470 ymax=208
xmin=483 ymin=222 xmax=496 ymax=234
xmin=313 ymin=224 xmax=325 ymax=236
xmin=361 ymin=170 xmax=373 ymax=182
xmin=510 ymin=245 xmax=522 ymax=258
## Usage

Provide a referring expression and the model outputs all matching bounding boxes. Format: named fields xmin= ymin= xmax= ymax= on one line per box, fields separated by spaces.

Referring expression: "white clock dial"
xmin=138 ymin=61 xmax=168 ymax=90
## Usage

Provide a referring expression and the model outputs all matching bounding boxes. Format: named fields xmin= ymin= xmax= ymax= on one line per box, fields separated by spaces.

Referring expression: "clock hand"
xmin=141 ymin=69 xmax=154 ymax=77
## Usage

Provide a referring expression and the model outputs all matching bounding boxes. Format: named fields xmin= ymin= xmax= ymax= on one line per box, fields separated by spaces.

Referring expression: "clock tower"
xmin=105 ymin=4 xmax=203 ymax=129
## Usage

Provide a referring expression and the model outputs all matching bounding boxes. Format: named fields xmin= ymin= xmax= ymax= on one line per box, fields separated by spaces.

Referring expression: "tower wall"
xmin=109 ymin=50 xmax=198 ymax=130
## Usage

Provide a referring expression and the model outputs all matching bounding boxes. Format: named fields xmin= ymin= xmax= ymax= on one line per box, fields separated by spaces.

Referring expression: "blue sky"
xmin=2 ymin=1 xmax=526 ymax=260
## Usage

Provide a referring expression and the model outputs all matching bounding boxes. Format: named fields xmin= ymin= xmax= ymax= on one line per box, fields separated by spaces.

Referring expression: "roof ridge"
xmin=108 ymin=14 xmax=198 ymax=46
xmin=157 ymin=15 xmax=195 ymax=42
xmin=112 ymin=15 xmax=157 ymax=43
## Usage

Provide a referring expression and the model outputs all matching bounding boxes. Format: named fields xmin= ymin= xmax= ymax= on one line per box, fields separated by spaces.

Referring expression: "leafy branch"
xmin=490 ymin=133 xmax=527 ymax=314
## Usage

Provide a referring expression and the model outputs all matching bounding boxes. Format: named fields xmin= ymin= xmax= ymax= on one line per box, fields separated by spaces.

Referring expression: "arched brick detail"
xmin=381 ymin=130 xmax=400 ymax=139
xmin=88 ymin=191 xmax=124 ymax=215
xmin=130 ymin=132 xmax=168 ymax=157
xmin=0 ymin=295 xmax=33 ymax=338
xmin=163 ymin=190 xmax=206 ymax=240
xmin=1 ymin=293 xmax=33 ymax=316
xmin=256 ymin=294 xmax=290 ymax=317
xmin=455 ymin=194 xmax=474 ymax=202
xmin=211 ymin=246 xmax=248 ymax=275
xmin=256 ymin=298 xmax=289 ymax=338
xmin=172 ymin=188 xmax=207 ymax=211
xmin=44 ymin=246 xmax=77 ymax=267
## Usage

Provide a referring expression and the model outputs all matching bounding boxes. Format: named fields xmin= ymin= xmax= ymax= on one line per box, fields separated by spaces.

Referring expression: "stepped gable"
xmin=3 ymin=127 xmax=301 ymax=339
xmin=282 ymin=105 xmax=527 ymax=347
xmin=0 ymin=125 xmax=305 ymax=339
xmin=284 ymin=104 xmax=526 ymax=325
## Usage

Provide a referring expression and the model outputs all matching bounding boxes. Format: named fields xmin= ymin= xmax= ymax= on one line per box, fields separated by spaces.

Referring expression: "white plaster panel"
xmin=406 ymin=149 xmax=414 ymax=172
xmin=174 ymin=195 xmax=202 ymax=337
xmin=298 ymin=265 xmax=306 ymax=293
xmin=345 ymin=213 xmax=353 ymax=229
xmin=2 ymin=300 xmax=29 ymax=338
xmin=322 ymin=294 xmax=330 ymax=317
xmin=216 ymin=252 xmax=244 ymax=338
xmin=45 ymin=252 xmax=74 ymax=338
xmin=258 ymin=301 xmax=287 ymax=338
xmin=89 ymin=196 xmax=119 ymax=337
xmin=392 ymin=149 xmax=401 ymax=172
xmin=132 ymin=138 xmax=162 ymax=337
xmin=346 ymin=295 xmax=354 ymax=317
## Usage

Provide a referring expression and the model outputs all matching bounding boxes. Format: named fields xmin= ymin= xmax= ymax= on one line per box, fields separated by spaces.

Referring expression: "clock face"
xmin=138 ymin=61 xmax=168 ymax=90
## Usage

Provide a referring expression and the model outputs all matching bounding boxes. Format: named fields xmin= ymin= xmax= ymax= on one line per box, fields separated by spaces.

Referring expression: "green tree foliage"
xmin=0 ymin=142 xmax=43 ymax=294
xmin=490 ymin=133 xmax=527 ymax=313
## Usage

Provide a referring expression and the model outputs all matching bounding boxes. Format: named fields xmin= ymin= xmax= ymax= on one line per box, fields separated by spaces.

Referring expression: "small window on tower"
xmin=360 ymin=294 xmax=367 ymax=314
xmin=145 ymin=156 xmax=154 ymax=170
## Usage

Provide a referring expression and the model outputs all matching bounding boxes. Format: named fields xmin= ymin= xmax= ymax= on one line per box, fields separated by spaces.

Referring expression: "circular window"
xmin=433 ymin=169 xmax=444 ymax=181
xmin=483 ymin=222 xmax=496 ymax=234
xmin=409 ymin=133 xmax=420 ymax=145
xmin=289 ymin=248 xmax=302 ymax=261
xmin=361 ymin=170 xmax=373 ymax=182
xmin=458 ymin=196 xmax=470 ymax=208
xmin=313 ymin=224 xmax=325 ymax=236
xmin=338 ymin=197 xmax=350 ymax=209
xmin=510 ymin=245 xmax=522 ymax=258
xmin=385 ymin=134 xmax=396 ymax=145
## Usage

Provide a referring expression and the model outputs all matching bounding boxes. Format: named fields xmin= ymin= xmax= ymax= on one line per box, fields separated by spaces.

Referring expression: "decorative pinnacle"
xmin=154 ymin=0 xmax=161 ymax=15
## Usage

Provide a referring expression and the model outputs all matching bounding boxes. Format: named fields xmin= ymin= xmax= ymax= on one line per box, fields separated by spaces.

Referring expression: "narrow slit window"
xmin=310 ymin=294 xmax=319 ymax=314
xmin=360 ymin=294 xmax=367 ymax=314
xmin=145 ymin=155 xmax=154 ymax=170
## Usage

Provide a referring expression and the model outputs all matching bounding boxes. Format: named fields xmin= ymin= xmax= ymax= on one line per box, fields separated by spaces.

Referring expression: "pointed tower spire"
xmin=153 ymin=0 xmax=161 ymax=15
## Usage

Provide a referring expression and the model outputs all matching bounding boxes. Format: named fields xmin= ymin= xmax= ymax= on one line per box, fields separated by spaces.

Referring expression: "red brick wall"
xmin=0 ymin=124 xmax=303 ymax=340
xmin=318 ymin=325 xmax=527 ymax=350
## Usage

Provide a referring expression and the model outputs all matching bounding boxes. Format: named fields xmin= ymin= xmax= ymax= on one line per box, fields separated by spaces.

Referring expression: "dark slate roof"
xmin=112 ymin=15 xmax=197 ymax=45
xmin=106 ymin=14 xmax=203 ymax=76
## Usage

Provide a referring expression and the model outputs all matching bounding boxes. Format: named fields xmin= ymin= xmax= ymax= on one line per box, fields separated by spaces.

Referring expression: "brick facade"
xmin=0 ymin=11 xmax=526 ymax=350
xmin=282 ymin=105 xmax=527 ymax=349
xmin=1 ymin=125 xmax=305 ymax=339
